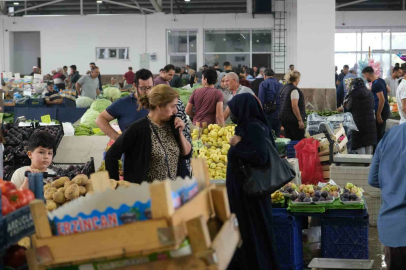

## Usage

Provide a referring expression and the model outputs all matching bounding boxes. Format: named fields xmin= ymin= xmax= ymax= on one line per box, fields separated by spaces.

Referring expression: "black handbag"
xmin=238 ymin=138 xmax=296 ymax=197
xmin=263 ymin=101 xmax=276 ymax=114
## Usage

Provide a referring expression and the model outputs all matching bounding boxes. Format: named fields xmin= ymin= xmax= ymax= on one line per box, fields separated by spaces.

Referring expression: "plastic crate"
xmin=363 ymin=194 xmax=381 ymax=226
xmin=15 ymin=99 xmax=29 ymax=107
xmin=287 ymin=150 xmax=296 ymax=159
xmin=272 ymin=208 xmax=304 ymax=270
xmin=29 ymin=97 xmax=45 ymax=106
xmin=321 ymin=215 xmax=369 ymax=259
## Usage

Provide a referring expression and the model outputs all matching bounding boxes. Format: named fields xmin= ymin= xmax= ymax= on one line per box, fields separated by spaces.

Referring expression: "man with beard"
xmin=95 ymin=69 xmax=152 ymax=140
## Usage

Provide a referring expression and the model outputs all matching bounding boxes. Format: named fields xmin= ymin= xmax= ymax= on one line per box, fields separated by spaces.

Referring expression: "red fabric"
xmin=124 ymin=71 xmax=135 ymax=85
xmin=239 ymin=79 xmax=251 ymax=88
xmin=189 ymin=87 xmax=224 ymax=125
xmin=294 ymin=138 xmax=324 ymax=185
xmin=53 ymin=73 xmax=66 ymax=80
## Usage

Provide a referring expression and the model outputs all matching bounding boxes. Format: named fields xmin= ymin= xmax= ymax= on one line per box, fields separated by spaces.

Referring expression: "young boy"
xmin=11 ymin=131 xmax=56 ymax=190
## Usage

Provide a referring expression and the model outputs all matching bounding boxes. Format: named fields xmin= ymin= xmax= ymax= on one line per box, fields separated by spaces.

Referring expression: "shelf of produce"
xmin=0 ymin=175 xmax=44 ymax=256
xmin=28 ymin=159 xmax=237 ymax=268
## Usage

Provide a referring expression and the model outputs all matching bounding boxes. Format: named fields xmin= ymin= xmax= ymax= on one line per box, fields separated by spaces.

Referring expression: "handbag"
xmin=263 ymin=101 xmax=276 ymax=114
xmin=238 ymin=138 xmax=296 ymax=198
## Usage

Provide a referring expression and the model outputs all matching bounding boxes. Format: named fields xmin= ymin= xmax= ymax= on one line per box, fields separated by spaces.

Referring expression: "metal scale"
xmin=319 ymin=122 xmax=373 ymax=166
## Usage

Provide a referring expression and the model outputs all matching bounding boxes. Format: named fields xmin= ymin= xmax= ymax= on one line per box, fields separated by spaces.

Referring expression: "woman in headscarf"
xmin=344 ymin=78 xmax=377 ymax=155
xmin=226 ymin=93 xmax=279 ymax=269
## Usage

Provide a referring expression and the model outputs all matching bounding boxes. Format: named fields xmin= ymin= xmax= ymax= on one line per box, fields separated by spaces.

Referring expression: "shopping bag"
xmin=294 ymin=138 xmax=324 ymax=185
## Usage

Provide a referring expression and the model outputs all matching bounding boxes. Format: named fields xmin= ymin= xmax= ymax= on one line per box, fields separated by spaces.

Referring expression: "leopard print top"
xmin=147 ymin=119 xmax=180 ymax=182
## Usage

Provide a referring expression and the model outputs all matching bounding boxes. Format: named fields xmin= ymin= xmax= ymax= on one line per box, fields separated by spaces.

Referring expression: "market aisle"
xmin=369 ymin=227 xmax=386 ymax=270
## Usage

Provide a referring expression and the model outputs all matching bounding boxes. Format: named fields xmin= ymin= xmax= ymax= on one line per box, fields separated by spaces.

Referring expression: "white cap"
xmin=33 ymin=66 xmax=38 ymax=69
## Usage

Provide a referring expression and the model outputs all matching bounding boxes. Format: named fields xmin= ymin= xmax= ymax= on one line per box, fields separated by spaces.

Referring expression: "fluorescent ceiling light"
xmin=185 ymin=0 xmax=190 ymax=2
xmin=97 ymin=0 xmax=102 ymax=3
xmin=13 ymin=2 xmax=19 ymax=5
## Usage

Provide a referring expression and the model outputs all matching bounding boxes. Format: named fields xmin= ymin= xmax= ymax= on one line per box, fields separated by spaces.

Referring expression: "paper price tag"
xmin=192 ymin=139 xmax=204 ymax=158
xmin=41 ymin=115 xmax=51 ymax=124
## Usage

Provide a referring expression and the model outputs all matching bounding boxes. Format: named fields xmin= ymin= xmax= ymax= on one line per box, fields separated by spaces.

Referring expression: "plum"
xmin=303 ymin=197 xmax=311 ymax=203
xmin=291 ymin=193 xmax=298 ymax=201
xmin=342 ymin=192 xmax=350 ymax=199
xmin=321 ymin=191 xmax=328 ymax=198
xmin=342 ymin=197 xmax=349 ymax=201
xmin=299 ymin=192 xmax=306 ymax=200
xmin=326 ymin=196 xmax=334 ymax=201
xmin=349 ymin=194 xmax=357 ymax=200
xmin=314 ymin=191 xmax=321 ymax=198
xmin=287 ymin=187 xmax=294 ymax=193
xmin=312 ymin=196 xmax=320 ymax=202
xmin=319 ymin=197 xmax=326 ymax=201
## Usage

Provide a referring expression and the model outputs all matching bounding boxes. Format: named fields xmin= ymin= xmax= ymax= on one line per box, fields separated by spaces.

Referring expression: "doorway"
xmin=10 ymin=32 xmax=41 ymax=75
xmin=252 ymin=54 xmax=272 ymax=69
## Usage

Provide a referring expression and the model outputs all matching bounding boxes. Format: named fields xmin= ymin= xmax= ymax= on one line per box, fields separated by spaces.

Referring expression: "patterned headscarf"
xmin=344 ymin=77 xmax=366 ymax=110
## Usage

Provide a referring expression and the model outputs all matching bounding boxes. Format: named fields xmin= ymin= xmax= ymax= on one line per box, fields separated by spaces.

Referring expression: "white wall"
xmin=0 ymin=13 xmax=273 ymax=75
xmin=296 ymin=0 xmax=335 ymax=88
xmin=336 ymin=11 xmax=406 ymax=29
xmin=11 ymin=32 xmax=40 ymax=75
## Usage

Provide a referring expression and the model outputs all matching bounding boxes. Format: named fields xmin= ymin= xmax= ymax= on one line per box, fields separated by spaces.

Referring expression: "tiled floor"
xmin=369 ymin=226 xmax=386 ymax=270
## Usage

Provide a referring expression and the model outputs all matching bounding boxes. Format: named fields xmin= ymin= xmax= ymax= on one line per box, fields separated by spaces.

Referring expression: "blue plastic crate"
xmin=29 ymin=97 xmax=45 ymax=106
xmin=15 ymin=99 xmax=29 ymax=107
xmin=321 ymin=215 xmax=369 ymax=259
xmin=272 ymin=208 xmax=303 ymax=270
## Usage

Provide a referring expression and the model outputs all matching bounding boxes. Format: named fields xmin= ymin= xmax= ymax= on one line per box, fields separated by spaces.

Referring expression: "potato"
xmin=52 ymin=191 xmax=66 ymax=204
xmin=57 ymin=187 xmax=66 ymax=193
xmin=117 ymin=180 xmax=131 ymax=188
xmin=79 ymin=186 xmax=87 ymax=196
xmin=44 ymin=187 xmax=57 ymax=200
xmin=59 ymin=177 xmax=70 ymax=184
xmin=43 ymin=183 xmax=51 ymax=192
xmin=65 ymin=184 xmax=80 ymax=200
xmin=110 ymin=179 xmax=117 ymax=189
xmin=85 ymin=180 xmax=93 ymax=192
xmin=72 ymin=174 xmax=88 ymax=186
xmin=64 ymin=181 xmax=74 ymax=188
xmin=51 ymin=179 xmax=64 ymax=188
xmin=46 ymin=200 xmax=57 ymax=211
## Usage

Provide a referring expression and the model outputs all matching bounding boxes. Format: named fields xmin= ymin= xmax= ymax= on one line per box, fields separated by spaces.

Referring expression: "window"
xmin=204 ymin=29 xmax=272 ymax=69
xmin=96 ymin=47 xmax=129 ymax=60
xmin=335 ymin=29 xmax=406 ymax=79
xmin=167 ymin=30 xmax=197 ymax=71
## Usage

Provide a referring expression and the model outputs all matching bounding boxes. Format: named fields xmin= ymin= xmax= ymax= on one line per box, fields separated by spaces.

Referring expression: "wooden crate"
xmin=309 ymin=124 xmax=348 ymax=180
xmin=27 ymin=159 xmax=240 ymax=269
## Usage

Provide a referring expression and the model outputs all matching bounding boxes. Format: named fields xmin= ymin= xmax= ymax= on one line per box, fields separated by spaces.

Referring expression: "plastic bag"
xmin=294 ymin=138 xmax=324 ymax=185
xmin=306 ymin=112 xmax=358 ymax=136
xmin=302 ymin=226 xmax=321 ymax=265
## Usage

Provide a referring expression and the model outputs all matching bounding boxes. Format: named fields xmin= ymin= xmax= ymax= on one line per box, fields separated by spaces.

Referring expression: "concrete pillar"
xmin=296 ymin=0 xmax=336 ymax=110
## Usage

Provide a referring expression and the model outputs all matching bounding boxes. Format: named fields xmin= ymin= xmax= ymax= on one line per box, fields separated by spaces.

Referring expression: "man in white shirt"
xmin=396 ymin=65 xmax=406 ymax=124
xmin=385 ymin=67 xmax=402 ymax=98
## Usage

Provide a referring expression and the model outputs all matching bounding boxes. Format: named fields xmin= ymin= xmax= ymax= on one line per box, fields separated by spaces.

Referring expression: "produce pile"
xmin=2 ymin=112 xmax=14 ymax=124
xmin=192 ymin=124 xmax=235 ymax=180
xmin=275 ymin=181 xmax=365 ymax=205
xmin=172 ymin=84 xmax=202 ymax=105
xmin=75 ymin=99 xmax=116 ymax=135
xmin=44 ymin=174 xmax=132 ymax=211
xmin=49 ymin=159 xmax=95 ymax=179
xmin=0 ymin=179 xmax=35 ymax=216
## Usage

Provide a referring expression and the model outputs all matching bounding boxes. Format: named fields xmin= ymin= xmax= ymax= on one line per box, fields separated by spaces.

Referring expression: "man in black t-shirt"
xmin=45 ymin=82 xmax=63 ymax=106
xmin=336 ymin=65 xmax=349 ymax=87
xmin=214 ymin=62 xmax=223 ymax=73
xmin=362 ymin=66 xmax=390 ymax=143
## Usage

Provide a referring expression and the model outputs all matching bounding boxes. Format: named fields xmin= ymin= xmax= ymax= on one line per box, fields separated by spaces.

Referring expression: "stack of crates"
xmin=321 ymin=209 xmax=369 ymax=259
xmin=272 ymin=208 xmax=303 ymax=270
xmin=330 ymin=164 xmax=381 ymax=226
xmin=287 ymin=141 xmax=300 ymax=159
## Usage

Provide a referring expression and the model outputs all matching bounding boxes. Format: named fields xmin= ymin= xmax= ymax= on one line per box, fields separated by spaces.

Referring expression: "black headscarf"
xmin=228 ymin=93 xmax=272 ymax=139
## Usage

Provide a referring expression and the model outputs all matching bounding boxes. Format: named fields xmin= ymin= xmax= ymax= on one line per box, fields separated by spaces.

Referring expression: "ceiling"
xmin=2 ymin=0 xmax=406 ymax=16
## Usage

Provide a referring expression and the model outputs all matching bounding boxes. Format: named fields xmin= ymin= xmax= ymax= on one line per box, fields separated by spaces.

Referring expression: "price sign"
xmin=192 ymin=139 xmax=204 ymax=157
xmin=41 ymin=115 xmax=51 ymax=124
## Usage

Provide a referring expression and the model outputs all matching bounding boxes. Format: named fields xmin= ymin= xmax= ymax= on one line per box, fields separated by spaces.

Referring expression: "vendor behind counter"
xmin=45 ymin=81 xmax=75 ymax=108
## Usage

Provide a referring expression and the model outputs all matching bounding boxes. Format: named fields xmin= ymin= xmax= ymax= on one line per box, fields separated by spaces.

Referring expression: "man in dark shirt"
xmin=30 ymin=66 xmax=39 ymax=76
xmin=363 ymin=66 xmax=390 ymax=143
xmin=335 ymin=66 xmax=338 ymax=86
xmin=95 ymin=69 xmax=152 ymax=140
xmin=214 ymin=62 xmax=223 ymax=73
xmin=123 ymin=67 xmax=135 ymax=85
xmin=154 ymin=64 xmax=175 ymax=86
xmin=68 ymin=65 xmax=80 ymax=90
xmin=223 ymin=61 xmax=233 ymax=73
xmin=170 ymin=67 xmax=183 ymax=88
xmin=45 ymin=82 xmax=63 ymax=106
xmin=336 ymin=65 xmax=349 ymax=87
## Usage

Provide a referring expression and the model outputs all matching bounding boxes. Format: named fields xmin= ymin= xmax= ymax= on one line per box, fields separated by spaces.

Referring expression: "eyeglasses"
xmin=138 ymin=86 xmax=153 ymax=91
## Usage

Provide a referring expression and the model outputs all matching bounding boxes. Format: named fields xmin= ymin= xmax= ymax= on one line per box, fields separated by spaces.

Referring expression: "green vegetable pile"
xmin=390 ymin=112 xmax=400 ymax=119
xmin=74 ymin=124 xmax=94 ymax=136
xmin=103 ymin=87 xmax=121 ymax=101
xmin=306 ymin=110 xmax=341 ymax=117
xmin=172 ymin=84 xmax=203 ymax=105
xmin=80 ymin=109 xmax=100 ymax=128
xmin=3 ymin=113 xmax=14 ymax=124
xmin=90 ymin=99 xmax=112 ymax=113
